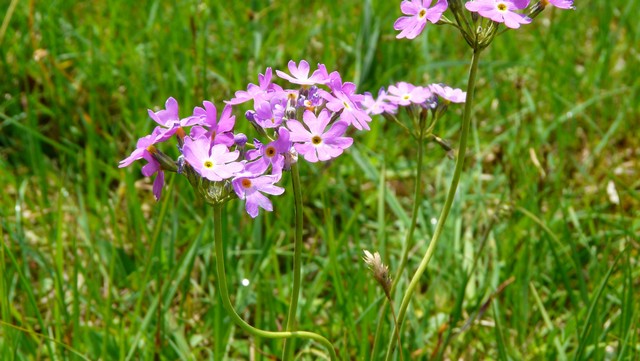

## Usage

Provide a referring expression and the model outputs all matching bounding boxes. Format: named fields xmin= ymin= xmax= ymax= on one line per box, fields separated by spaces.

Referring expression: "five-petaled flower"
xmin=232 ymin=173 xmax=285 ymax=218
xmin=287 ymin=109 xmax=354 ymax=163
xmin=182 ymin=137 xmax=243 ymax=182
xmin=394 ymin=0 xmax=448 ymax=39
xmin=465 ymin=0 xmax=532 ymax=29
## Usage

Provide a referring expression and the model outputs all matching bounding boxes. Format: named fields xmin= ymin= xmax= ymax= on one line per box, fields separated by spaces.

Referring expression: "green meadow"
xmin=1 ymin=0 xmax=638 ymax=360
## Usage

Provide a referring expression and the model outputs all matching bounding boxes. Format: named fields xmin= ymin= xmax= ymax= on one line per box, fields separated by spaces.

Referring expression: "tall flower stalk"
xmin=384 ymin=48 xmax=482 ymax=360
xmin=282 ymin=162 xmax=304 ymax=360
xmin=212 ymin=204 xmax=338 ymax=360
xmin=373 ymin=0 xmax=575 ymax=359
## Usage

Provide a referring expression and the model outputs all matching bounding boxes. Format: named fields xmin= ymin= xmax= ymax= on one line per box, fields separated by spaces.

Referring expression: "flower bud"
xmin=147 ymin=146 xmax=178 ymax=172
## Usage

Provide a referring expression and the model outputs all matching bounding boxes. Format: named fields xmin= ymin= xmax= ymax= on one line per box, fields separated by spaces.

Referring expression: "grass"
xmin=1 ymin=0 xmax=639 ymax=360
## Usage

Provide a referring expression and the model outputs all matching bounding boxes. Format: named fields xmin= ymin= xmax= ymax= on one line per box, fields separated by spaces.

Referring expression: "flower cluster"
xmin=363 ymin=82 xmax=466 ymax=115
xmin=395 ymin=0 xmax=575 ymax=39
xmin=120 ymin=61 xmax=370 ymax=218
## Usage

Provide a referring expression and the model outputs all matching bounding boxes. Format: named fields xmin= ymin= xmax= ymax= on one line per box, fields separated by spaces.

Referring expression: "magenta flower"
xmin=321 ymin=72 xmax=371 ymax=130
xmin=118 ymin=128 xmax=161 ymax=168
xmin=189 ymin=101 xmax=236 ymax=146
xmin=362 ymin=88 xmax=398 ymax=115
xmin=252 ymin=97 xmax=286 ymax=129
xmin=141 ymin=150 xmax=165 ymax=200
xmin=465 ymin=0 xmax=532 ymax=29
xmin=119 ymin=130 xmax=166 ymax=200
xmin=429 ymin=83 xmax=466 ymax=103
xmin=276 ymin=60 xmax=329 ymax=86
xmin=394 ymin=0 xmax=448 ymax=39
xmin=227 ymin=67 xmax=283 ymax=105
xmin=287 ymin=109 xmax=353 ymax=163
xmin=232 ymin=173 xmax=285 ymax=218
xmin=387 ymin=82 xmax=432 ymax=106
xmin=541 ymin=0 xmax=574 ymax=9
xmin=245 ymin=127 xmax=292 ymax=175
xmin=182 ymin=137 xmax=243 ymax=181
xmin=148 ymin=97 xmax=198 ymax=143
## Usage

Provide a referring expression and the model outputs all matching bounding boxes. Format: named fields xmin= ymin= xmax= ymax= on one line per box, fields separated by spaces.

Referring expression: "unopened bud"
xmin=147 ymin=146 xmax=178 ymax=172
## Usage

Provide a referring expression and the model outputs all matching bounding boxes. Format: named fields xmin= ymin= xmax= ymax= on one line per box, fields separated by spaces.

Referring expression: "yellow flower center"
xmin=203 ymin=160 xmax=214 ymax=169
xmin=311 ymin=135 xmax=323 ymax=145
xmin=418 ymin=9 xmax=427 ymax=19
xmin=266 ymin=146 xmax=276 ymax=157
xmin=497 ymin=3 xmax=508 ymax=11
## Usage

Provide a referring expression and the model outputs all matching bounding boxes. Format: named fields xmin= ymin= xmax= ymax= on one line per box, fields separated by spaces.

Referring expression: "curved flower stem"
xmin=384 ymin=48 xmax=482 ymax=361
xmin=212 ymin=204 xmax=338 ymax=360
xmin=282 ymin=162 xmax=304 ymax=360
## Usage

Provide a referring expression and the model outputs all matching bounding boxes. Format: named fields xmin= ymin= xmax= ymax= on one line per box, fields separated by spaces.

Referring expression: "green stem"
xmin=384 ymin=48 xmax=482 ymax=361
xmin=371 ymin=113 xmax=427 ymax=360
xmin=282 ymin=162 xmax=304 ymax=360
xmin=212 ymin=204 xmax=338 ymax=360
xmin=391 ymin=119 xmax=426 ymax=295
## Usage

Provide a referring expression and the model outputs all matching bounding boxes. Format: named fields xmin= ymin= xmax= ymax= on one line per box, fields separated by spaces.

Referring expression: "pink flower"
xmin=465 ymin=0 xmax=532 ymax=29
xmin=362 ymin=88 xmax=398 ymax=115
xmin=276 ymin=60 xmax=329 ymax=86
xmin=320 ymin=72 xmax=371 ymax=130
xmin=541 ymin=0 xmax=574 ymax=9
xmin=287 ymin=109 xmax=353 ymax=163
xmin=232 ymin=173 xmax=285 ymax=218
xmin=182 ymin=137 xmax=243 ymax=181
xmin=148 ymin=97 xmax=198 ymax=143
xmin=429 ymin=83 xmax=466 ymax=103
xmin=394 ymin=0 xmax=448 ymax=39
xmin=189 ymin=101 xmax=236 ymax=146
xmin=387 ymin=82 xmax=432 ymax=106
xmin=227 ymin=67 xmax=283 ymax=105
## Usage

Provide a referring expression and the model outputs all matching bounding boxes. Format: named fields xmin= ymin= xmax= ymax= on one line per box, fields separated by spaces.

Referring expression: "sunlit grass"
xmin=1 ymin=0 xmax=638 ymax=360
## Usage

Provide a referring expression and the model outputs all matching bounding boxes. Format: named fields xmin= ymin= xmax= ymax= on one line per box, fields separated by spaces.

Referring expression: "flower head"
xmin=387 ymin=82 xmax=432 ymax=106
xmin=118 ymin=129 xmax=161 ymax=168
xmin=232 ymin=173 xmax=285 ymax=218
xmin=287 ymin=109 xmax=353 ymax=163
xmin=140 ymin=148 xmax=165 ymax=200
xmin=320 ymin=72 xmax=371 ymax=130
xmin=429 ymin=83 xmax=467 ymax=103
xmin=148 ymin=97 xmax=198 ymax=143
xmin=182 ymin=137 xmax=243 ymax=181
xmin=394 ymin=0 xmax=449 ymax=39
xmin=276 ymin=60 xmax=329 ymax=86
xmin=189 ymin=101 xmax=236 ymax=146
xmin=227 ymin=67 xmax=283 ymax=105
xmin=362 ymin=88 xmax=398 ymax=115
xmin=540 ymin=0 xmax=575 ymax=9
xmin=245 ymin=127 xmax=292 ymax=175
xmin=465 ymin=0 xmax=532 ymax=29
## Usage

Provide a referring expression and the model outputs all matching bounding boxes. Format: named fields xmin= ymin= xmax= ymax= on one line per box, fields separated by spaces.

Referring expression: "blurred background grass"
xmin=1 ymin=0 xmax=638 ymax=360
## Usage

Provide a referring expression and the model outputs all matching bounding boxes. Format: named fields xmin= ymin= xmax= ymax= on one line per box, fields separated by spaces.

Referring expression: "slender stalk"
xmin=371 ymin=111 xmax=435 ymax=360
xmin=371 ymin=105 xmax=428 ymax=361
xmin=391 ymin=119 xmax=426 ymax=294
xmin=282 ymin=162 xmax=304 ymax=360
xmin=384 ymin=48 xmax=482 ymax=361
xmin=212 ymin=204 xmax=339 ymax=360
